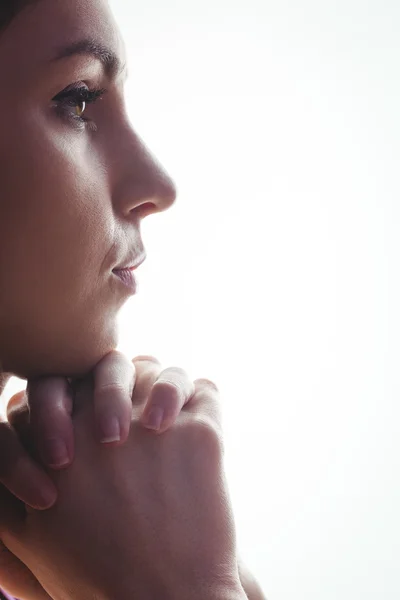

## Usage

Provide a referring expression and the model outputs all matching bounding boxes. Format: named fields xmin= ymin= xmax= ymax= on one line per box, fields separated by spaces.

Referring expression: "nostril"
xmin=132 ymin=202 xmax=158 ymax=219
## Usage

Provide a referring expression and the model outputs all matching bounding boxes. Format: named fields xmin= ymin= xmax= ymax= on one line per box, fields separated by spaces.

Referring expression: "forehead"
xmin=0 ymin=0 xmax=125 ymax=81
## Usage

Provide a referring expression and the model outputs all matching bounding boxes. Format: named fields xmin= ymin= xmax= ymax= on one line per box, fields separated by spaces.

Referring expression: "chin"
xmin=3 ymin=322 xmax=119 ymax=381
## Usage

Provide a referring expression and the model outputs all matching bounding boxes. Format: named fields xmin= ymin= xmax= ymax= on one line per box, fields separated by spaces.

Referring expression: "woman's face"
xmin=0 ymin=0 xmax=176 ymax=379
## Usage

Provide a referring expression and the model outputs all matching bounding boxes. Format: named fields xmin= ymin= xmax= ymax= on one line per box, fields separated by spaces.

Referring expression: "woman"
xmin=0 ymin=0 xmax=182 ymax=504
xmin=0 ymin=1 xmax=266 ymax=599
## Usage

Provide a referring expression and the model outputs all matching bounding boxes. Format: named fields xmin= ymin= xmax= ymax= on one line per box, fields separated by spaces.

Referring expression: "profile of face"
xmin=0 ymin=0 xmax=176 ymax=380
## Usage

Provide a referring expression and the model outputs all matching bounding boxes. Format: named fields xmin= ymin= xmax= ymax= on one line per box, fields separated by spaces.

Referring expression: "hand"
xmin=2 ymin=361 xmax=246 ymax=600
xmin=0 ymin=485 xmax=51 ymax=600
xmin=0 ymin=350 xmax=195 ymax=510
xmin=0 ymin=353 xmax=197 ymax=600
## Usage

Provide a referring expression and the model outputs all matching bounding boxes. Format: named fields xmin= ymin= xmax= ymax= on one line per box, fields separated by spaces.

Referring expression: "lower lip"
xmin=112 ymin=269 xmax=137 ymax=294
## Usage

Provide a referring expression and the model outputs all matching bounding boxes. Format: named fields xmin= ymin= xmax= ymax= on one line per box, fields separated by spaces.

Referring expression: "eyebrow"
xmin=52 ymin=39 xmax=127 ymax=80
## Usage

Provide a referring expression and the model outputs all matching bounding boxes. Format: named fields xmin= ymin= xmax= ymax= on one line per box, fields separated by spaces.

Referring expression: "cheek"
xmin=0 ymin=120 xmax=115 ymax=292
xmin=0 ymin=118 xmax=119 ymax=376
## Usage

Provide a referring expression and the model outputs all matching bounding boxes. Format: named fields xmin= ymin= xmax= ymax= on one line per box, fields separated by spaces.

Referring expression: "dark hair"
xmin=0 ymin=0 xmax=36 ymax=32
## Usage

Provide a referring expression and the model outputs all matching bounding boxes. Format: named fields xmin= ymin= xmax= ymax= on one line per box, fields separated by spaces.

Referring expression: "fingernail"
xmin=100 ymin=415 xmax=121 ymax=443
xmin=143 ymin=407 xmax=164 ymax=431
xmin=24 ymin=481 xmax=58 ymax=510
xmin=42 ymin=438 xmax=70 ymax=468
xmin=36 ymin=489 xmax=57 ymax=510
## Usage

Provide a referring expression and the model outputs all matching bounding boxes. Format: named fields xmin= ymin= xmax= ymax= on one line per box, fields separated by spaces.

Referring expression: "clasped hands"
xmin=0 ymin=351 xmax=262 ymax=600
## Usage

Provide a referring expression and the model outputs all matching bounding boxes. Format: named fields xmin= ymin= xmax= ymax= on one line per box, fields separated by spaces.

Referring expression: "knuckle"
xmin=28 ymin=377 xmax=68 ymax=397
xmin=7 ymin=391 xmax=26 ymax=410
xmin=28 ymin=379 xmax=71 ymax=414
xmin=132 ymin=355 xmax=161 ymax=366
xmin=95 ymin=382 xmax=131 ymax=408
xmin=193 ymin=377 xmax=219 ymax=393
xmin=154 ymin=368 xmax=193 ymax=403
xmin=105 ymin=349 xmax=127 ymax=362
xmin=96 ymin=382 xmax=127 ymax=394
xmin=184 ymin=414 xmax=223 ymax=453
xmin=7 ymin=394 xmax=28 ymax=420
xmin=153 ymin=378 xmax=182 ymax=398
xmin=104 ymin=351 xmax=135 ymax=374
xmin=162 ymin=366 xmax=187 ymax=378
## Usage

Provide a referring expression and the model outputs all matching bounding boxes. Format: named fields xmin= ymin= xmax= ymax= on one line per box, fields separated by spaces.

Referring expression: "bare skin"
xmin=0 ymin=0 xmax=266 ymax=598
xmin=1 ymin=357 xmax=266 ymax=600
xmin=0 ymin=0 xmax=176 ymax=381
xmin=0 ymin=0 xmax=177 ymax=490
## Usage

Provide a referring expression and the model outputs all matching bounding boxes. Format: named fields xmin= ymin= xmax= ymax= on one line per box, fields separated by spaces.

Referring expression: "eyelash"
xmin=52 ymin=85 xmax=107 ymax=128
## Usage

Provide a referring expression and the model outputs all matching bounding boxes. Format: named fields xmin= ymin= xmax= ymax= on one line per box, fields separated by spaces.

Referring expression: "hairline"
xmin=0 ymin=0 xmax=41 ymax=33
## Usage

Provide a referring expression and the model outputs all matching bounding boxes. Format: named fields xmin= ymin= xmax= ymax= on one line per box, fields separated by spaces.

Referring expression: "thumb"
xmin=0 ymin=539 xmax=51 ymax=599
xmin=27 ymin=377 xmax=74 ymax=470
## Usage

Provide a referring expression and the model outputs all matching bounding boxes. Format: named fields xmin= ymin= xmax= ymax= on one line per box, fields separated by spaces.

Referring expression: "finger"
xmin=131 ymin=355 xmax=163 ymax=401
xmin=184 ymin=378 xmax=223 ymax=431
xmin=93 ymin=350 xmax=136 ymax=445
xmin=0 ymin=421 xmax=57 ymax=510
xmin=6 ymin=390 xmax=26 ymax=414
xmin=0 ymin=540 xmax=51 ymax=600
xmin=238 ymin=556 xmax=266 ymax=600
xmin=0 ymin=484 xmax=50 ymax=599
xmin=7 ymin=392 xmax=32 ymax=455
xmin=140 ymin=367 xmax=195 ymax=433
xmin=27 ymin=378 xmax=74 ymax=470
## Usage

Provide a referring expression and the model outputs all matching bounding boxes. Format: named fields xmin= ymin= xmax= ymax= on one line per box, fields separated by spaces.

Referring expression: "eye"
xmin=52 ymin=83 xmax=107 ymax=128
xmin=74 ymin=99 xmax=86 ymax=118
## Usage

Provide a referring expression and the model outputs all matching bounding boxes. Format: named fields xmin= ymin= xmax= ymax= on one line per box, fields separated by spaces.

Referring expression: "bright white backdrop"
xmin=3 ymin=1 xmax=400 ymax=598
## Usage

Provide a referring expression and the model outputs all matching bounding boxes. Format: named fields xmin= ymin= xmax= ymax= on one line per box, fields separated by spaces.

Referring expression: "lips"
xmin=111 ymin=249 xmax=146 ymax=295
xmin=113 ymin=252 xmax=147 ymax=272
xmin=112 ymin=268 xmax=137 ymax=294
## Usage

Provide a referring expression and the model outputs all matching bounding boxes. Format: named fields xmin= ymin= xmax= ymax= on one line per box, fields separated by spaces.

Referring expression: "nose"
xmin=112 ymin=128 xmax=177 ymax=220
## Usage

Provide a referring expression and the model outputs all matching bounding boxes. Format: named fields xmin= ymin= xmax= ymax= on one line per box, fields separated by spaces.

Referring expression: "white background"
xmin=3 ymin=1 xmax=400 ymax=598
